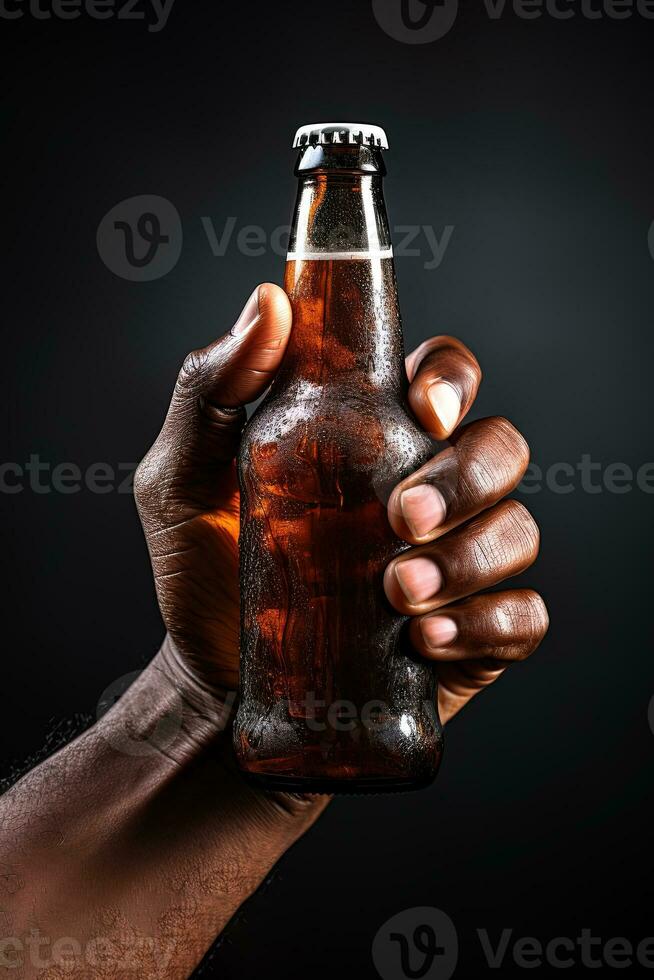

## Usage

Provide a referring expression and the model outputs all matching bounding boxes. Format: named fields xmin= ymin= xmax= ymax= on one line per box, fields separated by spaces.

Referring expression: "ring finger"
xmin=409 ymin=589 xmax=549 ymax=662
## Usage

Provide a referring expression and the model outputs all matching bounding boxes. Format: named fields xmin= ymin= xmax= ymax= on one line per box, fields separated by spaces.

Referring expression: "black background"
xmin=2 ymin=1 xmax=653 ymax=977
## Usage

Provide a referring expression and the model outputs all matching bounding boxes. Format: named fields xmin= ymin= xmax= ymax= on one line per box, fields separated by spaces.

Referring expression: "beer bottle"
xmin=233 ymin=123 xmax=443 ymax=793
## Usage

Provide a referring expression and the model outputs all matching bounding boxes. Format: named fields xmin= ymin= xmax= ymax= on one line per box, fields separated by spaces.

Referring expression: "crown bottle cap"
xmin=292 ymin=122 xmax=389 ymax=150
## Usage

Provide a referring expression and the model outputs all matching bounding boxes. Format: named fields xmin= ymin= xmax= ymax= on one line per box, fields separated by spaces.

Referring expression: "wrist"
xmin=96 ymin=636 xmax=236 ymax=765
xmin=97 ymin=637 xmax=329 ymax=826
xmin=96 ymin=642 xmax=329 ymax=937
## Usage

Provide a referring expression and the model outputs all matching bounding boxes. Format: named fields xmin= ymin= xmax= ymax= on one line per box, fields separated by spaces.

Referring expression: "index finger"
xmin=406 ymin=335 xmax=482 ymax=440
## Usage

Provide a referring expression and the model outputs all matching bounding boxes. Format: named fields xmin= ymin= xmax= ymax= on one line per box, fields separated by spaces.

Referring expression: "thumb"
xmin=164 ymin=281 xmax=291 ymax=455
xmin=207 ymin=281 xmax=293 ymax=408
xmin=174 ymin=281 xmax=292 ymax=408
xmin=135 ymin=284 xmax=292 ymax=518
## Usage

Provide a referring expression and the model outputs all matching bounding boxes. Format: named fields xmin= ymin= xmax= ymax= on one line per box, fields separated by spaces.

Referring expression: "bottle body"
xmin=233 ymin=134 xmax=443 ymax=793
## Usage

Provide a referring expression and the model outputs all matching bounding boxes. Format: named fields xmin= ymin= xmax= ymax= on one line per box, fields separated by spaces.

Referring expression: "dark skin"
xmin=0 ymin=284 xmax=548 ymax=978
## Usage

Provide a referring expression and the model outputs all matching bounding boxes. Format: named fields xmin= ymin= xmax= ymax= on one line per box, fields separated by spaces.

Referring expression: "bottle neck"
xmin=289 ymin=143 xmax=390 ymax=257
xmin=280 ymin=146 xmax=405 ymax=393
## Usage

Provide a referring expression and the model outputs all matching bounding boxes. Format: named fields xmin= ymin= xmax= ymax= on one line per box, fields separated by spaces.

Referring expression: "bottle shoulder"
xmin=246 ymin=381 xmax=425 ymax=436
xmin=240 ymin=382 xmax=433 ymax=478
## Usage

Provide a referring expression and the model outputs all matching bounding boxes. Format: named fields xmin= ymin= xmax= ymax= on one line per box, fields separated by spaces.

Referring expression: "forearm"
xmin=0 ymin=643 xmax=324 ymax=978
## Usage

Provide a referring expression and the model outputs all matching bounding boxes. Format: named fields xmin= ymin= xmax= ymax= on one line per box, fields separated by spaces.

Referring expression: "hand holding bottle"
xmin=136 ymin=282 xmax=548 ymax=760
xmin=1 ymin=283 xmax=548 ymax=978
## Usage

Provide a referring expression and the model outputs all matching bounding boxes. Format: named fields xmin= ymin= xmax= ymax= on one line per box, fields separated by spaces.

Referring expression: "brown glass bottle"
xmin=233 ymin=123 xmax=443 ymax=794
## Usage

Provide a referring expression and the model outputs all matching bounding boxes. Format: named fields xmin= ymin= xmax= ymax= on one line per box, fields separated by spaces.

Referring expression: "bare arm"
xmin=0 ymin=640 xmax=325 ymax=978
xmin=0 ymin=283 xmax=546 ymax=978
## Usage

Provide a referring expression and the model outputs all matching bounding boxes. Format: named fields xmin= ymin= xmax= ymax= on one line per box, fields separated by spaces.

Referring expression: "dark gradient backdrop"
xmin=2 ymin=2 xmax=653 ymax=978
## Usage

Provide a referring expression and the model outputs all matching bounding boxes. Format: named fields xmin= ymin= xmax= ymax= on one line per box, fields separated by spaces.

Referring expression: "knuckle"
xmin=133 ymin=448 xmax=165 ymax=513
xmin=176 ymin=347 xmax=209 ymax=393
xmin=416 ymin=337 xmax=482 ymax=389
xmin=499 ymin=499 xmax=540 ymax=562
xmin=444 ymin=346 xmax=482 ymax=390
xmin=133 ymin=456 xmax=151 ymax=503
xmin=470 ymin=528 xmax=504 ymax=575
xmin=457 ymin=417 xmax=529 ymax=506
xmin=464 ymin=448 xmax=503 ymax=501
xmin=492 ymin=590 xmax=549 ymax=658
xmin=439 ymin=335 xmax=481 ymax=373
xmin=458 ymin=343 xmax=482 ymax=384
xmin=521 ymin=589 xmax=550 ymax=640
xmin=485 ymin=416 xmax=530 ymax=469
xmin=453 ymin=499 xmax=541 ymax=582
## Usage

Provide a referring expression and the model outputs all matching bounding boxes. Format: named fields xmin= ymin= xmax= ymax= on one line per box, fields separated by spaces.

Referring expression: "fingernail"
xmin=400 ymin=484 xmax=447 ymax=538
xmin=428 ymin=382 xmax=460 ymax=433
xmin=420 ymin=615 xmax=458 ymax=649
xmin=232 ymin=287 xmax=260 ymax=335
xmin=395 ymin=557 xmax=443 ymax=605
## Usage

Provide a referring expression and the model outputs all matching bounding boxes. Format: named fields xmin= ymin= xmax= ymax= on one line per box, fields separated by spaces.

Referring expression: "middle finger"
xmin=387 ymin=416 xmax=530 ymax=545
xmin=383 ymin=498 xmax=540 ymax=615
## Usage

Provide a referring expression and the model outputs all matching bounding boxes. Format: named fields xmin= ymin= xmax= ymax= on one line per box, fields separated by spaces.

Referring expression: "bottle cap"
xmin=293 ymin=122 xmax=389 ymax=150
